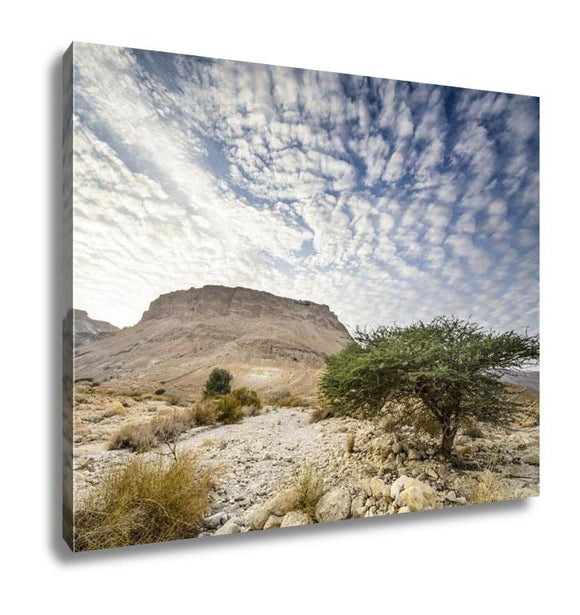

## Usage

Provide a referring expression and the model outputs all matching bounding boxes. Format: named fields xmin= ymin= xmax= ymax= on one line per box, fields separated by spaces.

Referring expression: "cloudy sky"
xmin=72 ymin=43 xmax=539 ymax=334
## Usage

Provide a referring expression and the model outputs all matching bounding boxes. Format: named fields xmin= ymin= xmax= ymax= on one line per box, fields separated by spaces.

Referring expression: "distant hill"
xmin=502 ymin=370 xmax=539 ymax=390
xmin=74 ymin=286 xmax=352 ymax=397
xmin=73 ymin=309 xmax=119 ymax=347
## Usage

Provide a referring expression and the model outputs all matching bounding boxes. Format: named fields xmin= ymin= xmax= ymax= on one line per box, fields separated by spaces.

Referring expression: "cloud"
xmin=72 ymin=43 xmax=539 ymax=335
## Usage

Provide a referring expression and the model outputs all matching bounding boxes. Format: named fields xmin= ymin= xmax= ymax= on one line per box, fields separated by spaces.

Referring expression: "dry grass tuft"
xmin=275 ymin=395 xmax=307 ymax=408
xmin=188 ymin=402 xmax=217 ymax=426
xmin=470 ymin=470 xmax=512 ymax=504
xmin=309 ymin=406 xmax=332 ymax=423
xmin=74 ymin=453 xmax=217 ymax=551
xmin=102 ymin=401 xmax=127 ymax=418
xmin=292 ymin=464 xmax=324 ymax=519
xmin=346 ymin=432 xmax=355 ymax=454
xmin=108 ymin=422 xmax=156 ymax=452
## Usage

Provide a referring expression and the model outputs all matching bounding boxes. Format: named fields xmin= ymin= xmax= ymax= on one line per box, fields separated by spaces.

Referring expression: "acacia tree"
xmin=319 ymin=317 xmax=539 ymax=457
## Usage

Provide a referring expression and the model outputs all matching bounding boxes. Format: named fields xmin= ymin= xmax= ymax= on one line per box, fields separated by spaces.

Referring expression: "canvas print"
xmin=62 ymin=42 xmax=539 ymax=551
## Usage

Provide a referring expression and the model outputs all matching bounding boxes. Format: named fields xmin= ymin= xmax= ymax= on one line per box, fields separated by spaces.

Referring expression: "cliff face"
xmin=73 ymin=309 xmax=119 ymax=346
xmin=74 ymin=286 xmax=352 ymax=396
xmin=141 ymin=286 xmax=349 ymax=334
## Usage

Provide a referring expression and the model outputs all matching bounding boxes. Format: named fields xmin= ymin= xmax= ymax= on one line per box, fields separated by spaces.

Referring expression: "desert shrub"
xmin=276 ymin=394 xmax=307 ymax=408
xmin=74 ymin=453 xmax=217 ymax=551
xmin=346 ymin=432 xmax=355 ymax=454
xmin=309 ymin=406 xmax=332 ymax=423
xmin=269 ymin=389 xmax=291 ymax=404
xmin=214 ymin=395 xmax=245 ymax=424
xmin=188 ymin=402 xmax=217 ymax=426
xmin=292 ymin=465 xmax=324 ymax=519
xmin=230 ymin=387 xmax=262 ymax=415
xmin=203 ymin=368 xmax=233 ymax=397
xmin=108 ymin=422 xmax=156 ymax=452
xmin=154 ymin=388 xmax=166 ymax=395
xmin=470 ymin=470 xmax=511 ymax=504
xmin=151 ymin=412 xmax=191 ymax=442
xmin=268 ymin=389 xmax=291 ymax=406
xmin=102 ymin=401 xmax=126 ymax=418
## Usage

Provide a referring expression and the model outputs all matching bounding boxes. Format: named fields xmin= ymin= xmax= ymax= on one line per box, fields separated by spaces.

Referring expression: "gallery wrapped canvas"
xmin=63 ymin=42 xmax=539 ymax=551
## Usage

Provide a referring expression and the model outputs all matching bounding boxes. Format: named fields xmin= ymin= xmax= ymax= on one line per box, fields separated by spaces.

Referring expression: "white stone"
xmin=315 ymin=487 xmax=352 ymax=523
xmin=280 ymin=511 xmax=311 ymax=528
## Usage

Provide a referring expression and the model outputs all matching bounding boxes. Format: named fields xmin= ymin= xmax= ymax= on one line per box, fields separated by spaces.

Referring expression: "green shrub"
xmin=215 ymin=395 xmax=245 ymax=424
xmin=74 ymin=453 xmax=217 ymax=550
xmin=230 ymin=387 xmax=262 ymax=415
xmin=203 ymin=368 xmax=233 ymax=396
xmin=154 ymin=388 xmax=166 ymax=395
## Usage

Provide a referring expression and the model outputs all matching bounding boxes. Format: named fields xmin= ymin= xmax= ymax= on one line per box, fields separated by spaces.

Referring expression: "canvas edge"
xmin=62 ymin=42 xmax=74 ymax=551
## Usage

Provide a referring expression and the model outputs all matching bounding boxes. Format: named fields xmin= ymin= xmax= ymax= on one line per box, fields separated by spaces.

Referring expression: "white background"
xmin=1 ymin=1 xmax=578 ymax=612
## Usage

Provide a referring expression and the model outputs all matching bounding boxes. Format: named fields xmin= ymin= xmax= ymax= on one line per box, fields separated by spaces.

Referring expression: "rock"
xmin=145 ymin=400 xmax=166 ymax=412
xmin=521 ymin=450 xmax=540 ymax=465
xmin=369 ymin=477 xmax=389 ymax=499
xmin=392 ymin=442 xmax=403 ymax=454
xmin=407 ymin=449 xmax=421 ymax=461
xmin=359 ymin=478 xmax=372 ymax=497
xmin=398 ymin=506 xmax=411 ymax=513
xmin=351 ymin=495 xmax=366 ymax=518
xmin=203 ymin=511 xmax=228 ymax=529
xmin=214 ymin=519 xmax=241 ymax=535
xmin=315 ymin=487 xmax=352 ymax=523
xmin=265 ymin=488 xmax=300 ymax=516
xmin=425 ymin=467 xmax=439 ymax=480
xmin=245 ymin=505 xmax=271 ymax=531
xmin=264 ymin=515 xmax=284 ymax=530
xmin=280 ymin=511 xmax=311 ymax=528
xmin=445 ymin=490 xmax=457 ymax=502
xmin=391 ymin=475 xmax=438 ymax=511
xmin=390 ymin=475 xmax=419 ymax=499
xmin=396 ymin=486 xmax=427 ymax=511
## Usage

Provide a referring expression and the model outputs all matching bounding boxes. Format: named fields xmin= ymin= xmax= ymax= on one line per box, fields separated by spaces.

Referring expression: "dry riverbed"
xmin=72 ymin=384 xmax=539 ymax=536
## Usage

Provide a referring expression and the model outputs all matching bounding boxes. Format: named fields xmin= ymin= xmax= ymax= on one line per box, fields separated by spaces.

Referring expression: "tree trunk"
xmin=440 ymin=423 xmax=458 ymax=457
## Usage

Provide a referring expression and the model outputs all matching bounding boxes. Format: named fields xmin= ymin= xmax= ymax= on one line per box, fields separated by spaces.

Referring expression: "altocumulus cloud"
xmin=72 ymin=43 xmax=539 ymax=334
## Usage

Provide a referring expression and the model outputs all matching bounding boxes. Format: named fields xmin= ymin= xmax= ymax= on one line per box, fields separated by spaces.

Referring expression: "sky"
xmin=72 ymin=42 xmax=539 ymax=334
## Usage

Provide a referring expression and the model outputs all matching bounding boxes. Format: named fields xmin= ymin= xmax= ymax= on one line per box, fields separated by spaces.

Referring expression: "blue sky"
xmin=72 ymin=43 xmax=539 ymax=334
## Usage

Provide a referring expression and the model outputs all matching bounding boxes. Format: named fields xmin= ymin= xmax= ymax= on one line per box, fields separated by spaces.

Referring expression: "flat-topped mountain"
xmin=74 ymin=309 xmax=119 ymax=346
xmin=74 ymin=286 xmax=352 ymax=396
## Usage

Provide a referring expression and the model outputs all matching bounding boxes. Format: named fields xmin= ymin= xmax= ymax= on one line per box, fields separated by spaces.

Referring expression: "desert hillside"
xmin=74 ymin=285 xmax=352 ymax=397
xmin=74 ymin=309 xmax=119 ymax=346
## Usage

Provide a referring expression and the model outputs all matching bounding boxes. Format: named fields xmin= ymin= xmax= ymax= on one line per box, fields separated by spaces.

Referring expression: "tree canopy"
xmin=203 ymin=367 xmax=233 ymax=396
xmin=319 ymin=317 xmax=539 ymax=455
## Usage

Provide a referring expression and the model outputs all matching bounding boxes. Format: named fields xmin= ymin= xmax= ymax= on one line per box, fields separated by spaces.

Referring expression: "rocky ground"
xmin=72 ymin=383 xmax=539 ymax=538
